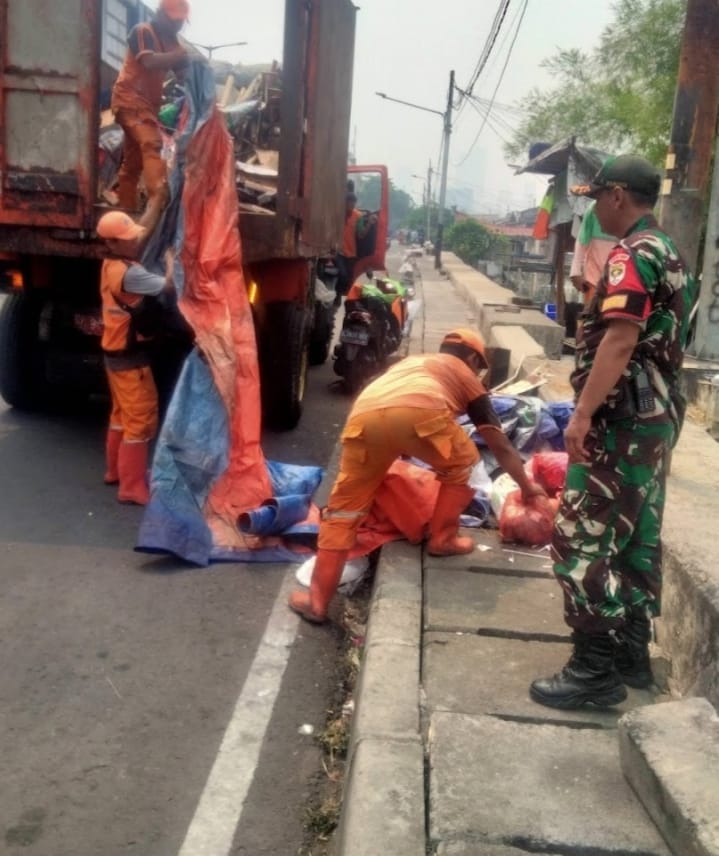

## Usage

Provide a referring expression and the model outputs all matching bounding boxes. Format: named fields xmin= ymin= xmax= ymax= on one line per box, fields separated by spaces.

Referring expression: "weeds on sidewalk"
xmin=299 ymin=561 xmax=376 ymax=855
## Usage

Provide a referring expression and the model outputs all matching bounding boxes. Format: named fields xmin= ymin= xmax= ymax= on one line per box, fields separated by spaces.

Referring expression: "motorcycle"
xmin=333 ymin=273 xmax=412 ymax=394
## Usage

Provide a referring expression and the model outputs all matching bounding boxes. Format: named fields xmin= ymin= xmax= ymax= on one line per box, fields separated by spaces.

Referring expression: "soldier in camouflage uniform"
xmin=530 ymin=155 xmax=699 ymax=710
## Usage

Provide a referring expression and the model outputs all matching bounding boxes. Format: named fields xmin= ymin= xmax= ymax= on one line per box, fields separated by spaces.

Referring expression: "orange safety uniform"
xmin=318 ymin=353 xmax=502 ymax=550
xmin=342 ymin=209 xmax=363 ymax=258
xmin=101 ymin=259 xmax=159 ymax=442
xmin=111 ymin=23 xmax=176 ymax=210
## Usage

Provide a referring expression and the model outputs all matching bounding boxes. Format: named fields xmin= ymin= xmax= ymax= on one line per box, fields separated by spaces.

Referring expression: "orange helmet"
xmin=440 ymin=328 xmax=487 ymax=364
xmin=159 ymin=0 xmax=190 ymax=21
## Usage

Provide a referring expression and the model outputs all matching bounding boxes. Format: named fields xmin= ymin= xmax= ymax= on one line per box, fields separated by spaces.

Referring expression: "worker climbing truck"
xmin=0 ymin=0 xmax=387 ymax=430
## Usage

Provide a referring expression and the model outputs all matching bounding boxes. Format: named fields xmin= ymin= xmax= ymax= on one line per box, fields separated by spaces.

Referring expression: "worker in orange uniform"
xmin=96 ymin=208 xmax=177 ymax=505
xmin=111 ymin=0 xmax=191 ymax=213
xmin=288 ymin=329 xmax=547 ymax=623
xmin=335 ymin=192 xmax=376 ymax=303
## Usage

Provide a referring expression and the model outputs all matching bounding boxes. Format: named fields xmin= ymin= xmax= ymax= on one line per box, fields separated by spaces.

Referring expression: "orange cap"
xmin=441 ymin=327 xmax=487 ymax=362
xmin=96 ymin=211 xmax=145 ymax=241
xmin=159 ymin=0 xmax=190 ymax=21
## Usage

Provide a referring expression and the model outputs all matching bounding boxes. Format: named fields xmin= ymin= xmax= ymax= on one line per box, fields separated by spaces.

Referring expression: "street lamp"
xmin=192 ymin=40 xmax=248 ymax=61
xmin=376 ymin=73 xmax=454 ymax=269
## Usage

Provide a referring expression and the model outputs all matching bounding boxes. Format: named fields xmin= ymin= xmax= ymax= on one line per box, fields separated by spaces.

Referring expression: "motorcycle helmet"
xmin=439 ymin=328 xmax=488 ymax=373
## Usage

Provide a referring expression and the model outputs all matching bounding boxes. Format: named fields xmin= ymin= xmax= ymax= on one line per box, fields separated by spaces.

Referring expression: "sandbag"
xmin=499 ymin=490 xmax=560 ymax=547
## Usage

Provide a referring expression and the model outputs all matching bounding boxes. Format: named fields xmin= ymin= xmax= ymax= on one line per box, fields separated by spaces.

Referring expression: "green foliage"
xmin=505 ymin=0 xmax=685 ymax=166
xmin=403 ymin=204 xmax=455 ymax=235
xmin=445 ymin=219 xmax=509 ymax=266
xmin=354 ymin=174 xmax=415 ymax=233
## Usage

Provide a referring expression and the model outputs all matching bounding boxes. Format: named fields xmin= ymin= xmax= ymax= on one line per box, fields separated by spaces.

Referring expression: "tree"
xmin=505 ymin=0 xmax=685 ymax=166
xmin=445 ymin=220 xmax=509 ymax=267
xmin=354 ymin=174 xmax=415 ymax=233
xmin=402 ymin=204 xmax=456 ymax=236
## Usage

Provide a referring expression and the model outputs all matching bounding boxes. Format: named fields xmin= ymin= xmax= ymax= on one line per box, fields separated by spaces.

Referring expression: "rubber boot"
xmin=530 ymin=631 xmax=627 ymax=710
xmin=104 ymin=429 xmax=123 ymax=485
xmin=427 ymin=483 xmax=475 ymax=556
xmin=615 ymin=610 xmax=653 ymax=689
xmin=117 ymin=441 xmax=150 ymax=506
xmin=288 ymin=549 xmax=349 ymax=624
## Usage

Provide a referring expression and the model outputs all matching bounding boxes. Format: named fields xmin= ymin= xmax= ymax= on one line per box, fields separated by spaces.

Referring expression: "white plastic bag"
xmin=490 ymin=471 xmax=519 ymax=518
xmin=295 ymin=554 xmax=370 ymax=595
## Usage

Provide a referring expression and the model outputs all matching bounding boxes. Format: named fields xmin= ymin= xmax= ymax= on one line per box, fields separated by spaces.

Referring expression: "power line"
xmin=455 ymin=0 xmax=513 ymax=125
xmin=456 ymin=0 xmax=529 ymax=167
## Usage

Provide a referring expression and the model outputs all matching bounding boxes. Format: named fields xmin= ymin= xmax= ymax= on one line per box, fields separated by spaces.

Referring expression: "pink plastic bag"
xmin=499 ymin=490 xmax=560 ymax=546
xmin=531 ymin=452 xmax=569 ymax=497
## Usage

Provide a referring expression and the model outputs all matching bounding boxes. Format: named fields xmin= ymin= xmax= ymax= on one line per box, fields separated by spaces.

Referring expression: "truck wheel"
xmin=0 ymin=292 xmax=51 ymax=410
xmin=308 ymin=300 xmax=334 ymax=366
xmin=259 ymin=301 xmax=309 ymax=431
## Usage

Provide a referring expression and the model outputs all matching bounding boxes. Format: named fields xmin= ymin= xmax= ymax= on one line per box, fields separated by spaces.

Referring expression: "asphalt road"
xmin=0 ymin=300 xmax=360 ymax=855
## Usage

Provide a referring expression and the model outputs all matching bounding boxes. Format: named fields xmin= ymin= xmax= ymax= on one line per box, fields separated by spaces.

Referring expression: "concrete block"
xmin=423 ymin=528 xmax=551 ymax=574
xmin=338 ymin=737 xmax=425 ymax=856
xmin=619 ymin=698 xmax=719 ymax=856
xmin=429 ymin=712 xmax=671 ymax=854
xmin=436 ymin=842 xmax=564 ymax=856
xmin=424 ymin=567 xmax=566 ymax=638
xmin=659 ymin=420 xmax=719 ymax=709
xmin=489 ymin=325 xmax=545 ymax=375
xmin=371 ymin=540 xmax=422 ymax=607
xmin=482 ymin=304 xmax=563 ymax=359
xmin=351 ymin=640 xmax=419 ymax=746
xmin=423 ymin=633 xmax=654 ymax=729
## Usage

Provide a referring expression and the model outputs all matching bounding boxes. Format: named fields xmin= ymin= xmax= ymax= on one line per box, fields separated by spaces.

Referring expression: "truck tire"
xmin=259 ymin=301 xmax=309 ymax=431
xmin=0 ymin=292 xmax=52 ymax=410
xmin=308 ymin=300 xmax=334 ymax=366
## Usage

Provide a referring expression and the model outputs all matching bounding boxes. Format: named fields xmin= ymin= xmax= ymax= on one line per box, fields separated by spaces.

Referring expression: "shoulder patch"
xmin=610 ymin=251 xmax=630 ymax=263
xmin=608 ymin=260 xmax=626 ymax=286
xmin=602 ymin=294 xmax=628 ymax=312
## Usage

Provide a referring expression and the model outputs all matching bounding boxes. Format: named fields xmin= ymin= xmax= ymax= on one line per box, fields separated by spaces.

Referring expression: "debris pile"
xmin=212 ymin=60 xmax=282 ymax=215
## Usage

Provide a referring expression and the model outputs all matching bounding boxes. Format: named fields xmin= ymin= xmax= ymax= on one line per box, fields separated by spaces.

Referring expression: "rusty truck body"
xmin=0 ymin=0 xmax=387 ymax=429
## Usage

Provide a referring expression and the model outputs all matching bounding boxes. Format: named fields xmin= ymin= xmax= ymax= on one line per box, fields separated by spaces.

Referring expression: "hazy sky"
xmin=185 ymin=1 xmax=616 ymax=214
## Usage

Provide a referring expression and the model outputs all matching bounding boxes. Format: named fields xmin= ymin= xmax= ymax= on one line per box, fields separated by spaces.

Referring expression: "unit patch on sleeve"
xmin=601 ymin=294 xmax=629 ymax=313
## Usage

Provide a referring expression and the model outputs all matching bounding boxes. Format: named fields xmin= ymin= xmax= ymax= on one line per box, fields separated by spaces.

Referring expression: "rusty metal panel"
xmin=0 ymin=0 xmax=100 ymax=230
xmin=299 ymin=0 xmax=357 ymax=255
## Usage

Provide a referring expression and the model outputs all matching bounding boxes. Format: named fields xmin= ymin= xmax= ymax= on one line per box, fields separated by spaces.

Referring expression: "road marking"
xmin=177 ymin=572 xmax=299 ymax=856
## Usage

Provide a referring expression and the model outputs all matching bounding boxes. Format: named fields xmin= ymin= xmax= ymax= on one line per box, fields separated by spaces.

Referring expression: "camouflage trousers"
xmin=552 ymin=419 xmax=675 ymax=634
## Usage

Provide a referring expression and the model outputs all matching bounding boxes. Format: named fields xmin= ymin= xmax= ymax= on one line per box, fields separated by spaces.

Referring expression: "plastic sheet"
xmin=136 ymin=62 xmax=321 ymax=565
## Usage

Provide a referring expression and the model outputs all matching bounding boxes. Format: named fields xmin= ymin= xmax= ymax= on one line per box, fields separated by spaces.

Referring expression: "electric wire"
xmin=456 ymin=0 xmax=529 ymax=167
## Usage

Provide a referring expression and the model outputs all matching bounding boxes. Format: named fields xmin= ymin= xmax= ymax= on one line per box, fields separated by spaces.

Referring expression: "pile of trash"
xmin=456 ymin=393 xmax=574 ymax=545
xmin=212 ymin=60 xmax=282 ymax=214
xmin=97 ymin=59 xmax=284 ymax=215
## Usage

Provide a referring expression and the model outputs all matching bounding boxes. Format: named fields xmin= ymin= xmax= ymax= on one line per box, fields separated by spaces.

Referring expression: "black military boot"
xmin=615 ymin=611 xmax=653 ymax=689
xmin=530 ymin=631 xmax=627 ymax=710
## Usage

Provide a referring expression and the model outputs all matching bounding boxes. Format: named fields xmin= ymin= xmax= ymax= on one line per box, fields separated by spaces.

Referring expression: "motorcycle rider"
xmin=289 ymin=328 xmax=547 ymax=623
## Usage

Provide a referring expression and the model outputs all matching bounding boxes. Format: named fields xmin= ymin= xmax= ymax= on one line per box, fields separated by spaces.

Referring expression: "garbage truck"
xmin=0 ymin=0 xmax=388 ymax=430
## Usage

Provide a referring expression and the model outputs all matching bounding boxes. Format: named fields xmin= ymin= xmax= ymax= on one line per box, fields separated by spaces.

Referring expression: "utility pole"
xmin=434 ymin=70 xmax=455 ymax=270
xmin=693 ymin=127 xmax=719 ymax=359
xmin=426 ymin=160 xmax=433 ymax=245
xmin=658 ymin=0 xmax=719 ymax=273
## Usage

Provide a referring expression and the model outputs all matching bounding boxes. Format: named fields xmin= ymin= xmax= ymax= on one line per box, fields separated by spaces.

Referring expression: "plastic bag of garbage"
xmin=490 ymin=471 xmax=519 ymax=518
xmin=531 ymin=451 xmax=569 ymax=496
xmin=499 ymin=491 xmax=560 ymax=546
xmin=295 ymin=554 xmax=370 ymax=595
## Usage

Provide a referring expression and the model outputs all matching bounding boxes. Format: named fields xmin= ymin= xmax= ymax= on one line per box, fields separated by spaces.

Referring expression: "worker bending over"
xmin=288 ymin=329 xmax=546 ymax=623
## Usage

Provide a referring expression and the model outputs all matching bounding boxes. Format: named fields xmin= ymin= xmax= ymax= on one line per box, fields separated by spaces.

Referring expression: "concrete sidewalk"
xmin=336 ymin=252 xmax=719 ymax=856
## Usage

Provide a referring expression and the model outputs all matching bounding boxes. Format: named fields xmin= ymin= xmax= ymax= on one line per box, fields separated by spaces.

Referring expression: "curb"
xmin=337 ymin=540 xmax=425 ymax=856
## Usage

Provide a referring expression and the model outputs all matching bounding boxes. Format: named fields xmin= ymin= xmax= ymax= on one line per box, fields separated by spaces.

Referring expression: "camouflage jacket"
xmin=572 ymin=215 xmax=699 ymax=431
